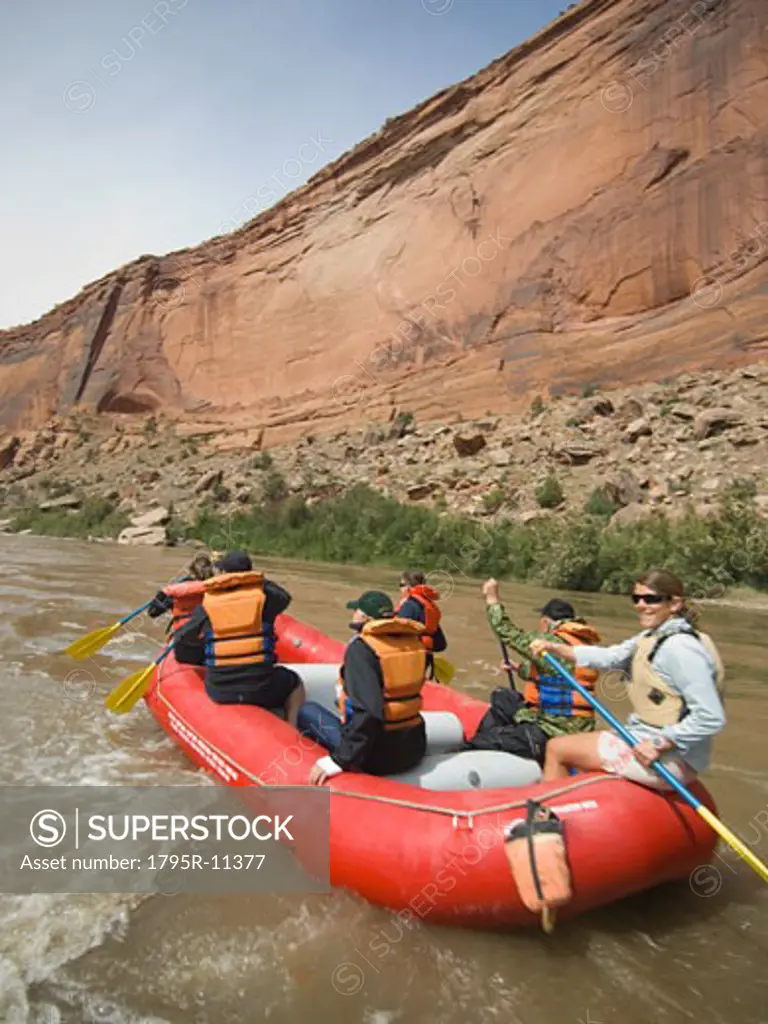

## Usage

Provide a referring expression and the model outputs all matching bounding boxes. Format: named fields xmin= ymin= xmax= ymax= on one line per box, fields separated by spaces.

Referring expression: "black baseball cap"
xmin=345 ymin=590 xmax=394 ymax=617
xmin=537 ymin=598 xmax=575 ymax=621
xmin=215 ymin=551 xmax=253 ymax=573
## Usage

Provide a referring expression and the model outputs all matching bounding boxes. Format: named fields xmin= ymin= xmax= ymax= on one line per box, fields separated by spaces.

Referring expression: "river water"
xmin=1 ymin=534 xmax=766 ymax=1024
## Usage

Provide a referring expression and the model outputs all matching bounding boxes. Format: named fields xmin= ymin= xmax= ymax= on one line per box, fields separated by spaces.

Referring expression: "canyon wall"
xmin=1 ymin=0 xmax=766 ymax=446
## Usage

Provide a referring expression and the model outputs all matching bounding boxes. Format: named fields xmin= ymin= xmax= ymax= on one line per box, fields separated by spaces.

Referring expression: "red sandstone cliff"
xmin=1 ymin=0 xmax=766 ymax=446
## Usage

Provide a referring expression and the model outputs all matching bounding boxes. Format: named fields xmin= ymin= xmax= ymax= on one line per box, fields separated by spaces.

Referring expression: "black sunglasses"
xmin=631 ymin=593 xmax=667 ymax=605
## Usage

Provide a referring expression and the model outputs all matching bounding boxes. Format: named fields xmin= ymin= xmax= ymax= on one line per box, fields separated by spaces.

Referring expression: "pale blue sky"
xmin=0 ymin=0 xmax=568 ymax=329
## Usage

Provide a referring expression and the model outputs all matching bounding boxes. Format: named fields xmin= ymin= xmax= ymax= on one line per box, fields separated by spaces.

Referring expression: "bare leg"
xmin=284 ymin=681 xmax=306 ymax=729
xmin=543 ymin=732 xmax=602 ymax=781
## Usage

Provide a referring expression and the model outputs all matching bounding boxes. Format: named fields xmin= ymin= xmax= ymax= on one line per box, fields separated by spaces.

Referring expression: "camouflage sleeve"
xmin=486 ymin=603 xmax=541 ymax=663
xmin=486 ymin=603 xmax=569 ymax=675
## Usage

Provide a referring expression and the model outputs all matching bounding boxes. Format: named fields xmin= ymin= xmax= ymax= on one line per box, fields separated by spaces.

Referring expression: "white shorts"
xmin=597 ymin=732 xmax=696 ymax=791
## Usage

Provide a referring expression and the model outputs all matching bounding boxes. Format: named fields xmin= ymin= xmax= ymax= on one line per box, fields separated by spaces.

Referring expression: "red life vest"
xmin=394 ymin=585 xmax=441 ymax=651
xmin=164 ymin=580 xmax=206 ymax=634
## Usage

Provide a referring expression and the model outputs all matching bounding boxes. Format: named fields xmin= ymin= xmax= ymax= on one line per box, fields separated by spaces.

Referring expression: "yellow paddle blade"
xmin=65 ymin=623 xmax=121 ymax=660
xmin=432 ymin=656 xmax=456 ymax=686
xmin=697 ymin=805 xmax=768 ymax=885
xmin=104 ymin=663 xmax=156 ymax=715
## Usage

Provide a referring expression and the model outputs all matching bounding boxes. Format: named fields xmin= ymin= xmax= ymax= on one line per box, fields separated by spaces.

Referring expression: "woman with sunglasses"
xmin=529 ymin=569 xmax=726 ymax=789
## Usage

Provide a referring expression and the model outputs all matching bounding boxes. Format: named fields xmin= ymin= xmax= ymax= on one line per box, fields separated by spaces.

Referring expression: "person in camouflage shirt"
xmin=463 ymin=578 xmax=601 ymax=764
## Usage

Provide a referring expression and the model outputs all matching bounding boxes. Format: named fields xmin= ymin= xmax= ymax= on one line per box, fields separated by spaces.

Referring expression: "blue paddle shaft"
xmin=541 ymin=652 xmax=702 ymax=811
xmin=156 ymin=643 xmax=173 ymax=665
xmin=119 ymin=599 xmax=153 ymax=626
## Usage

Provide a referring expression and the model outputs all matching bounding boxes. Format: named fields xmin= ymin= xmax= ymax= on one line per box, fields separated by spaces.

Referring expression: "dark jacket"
xmin=334 ymin=631 xmax=427 ymax=775
xmin=396 ymin=596 xmax=447 ymax=653
xmin=173 ymin=579 xmax=292 ymax=690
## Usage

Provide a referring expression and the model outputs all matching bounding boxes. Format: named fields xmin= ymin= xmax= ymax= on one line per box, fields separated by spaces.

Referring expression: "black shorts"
xmin=205 ymin=665 xmax=302 ymax=709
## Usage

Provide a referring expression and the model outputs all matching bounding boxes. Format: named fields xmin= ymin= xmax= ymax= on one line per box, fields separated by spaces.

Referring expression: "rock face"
xmin=0 ymin=0 xmax=766 ymax=447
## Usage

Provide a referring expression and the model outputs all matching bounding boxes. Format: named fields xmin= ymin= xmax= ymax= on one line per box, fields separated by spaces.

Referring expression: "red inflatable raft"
xmin=144 ymin=613 xmax=719 ymax=928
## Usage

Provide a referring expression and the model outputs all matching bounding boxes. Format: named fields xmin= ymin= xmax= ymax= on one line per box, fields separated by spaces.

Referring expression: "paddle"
xmin=104 ymin=643 xmax=173 ymax=715
xmin=65 ymin=599 xmax=154 ymax=661
xmin=432 ymin=655 xmax=456 ymax=685
xmin=541 ymin=652 xmax=768 ymax=885
xmin=498 ymin=640 xmax=517 ymax=687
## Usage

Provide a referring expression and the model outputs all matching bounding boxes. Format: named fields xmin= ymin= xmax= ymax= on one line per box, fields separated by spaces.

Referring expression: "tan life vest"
xmin=338 ymin=617 xmax=428 ymax=731
xmin=628 ymin=626 xmax=725 ymax=727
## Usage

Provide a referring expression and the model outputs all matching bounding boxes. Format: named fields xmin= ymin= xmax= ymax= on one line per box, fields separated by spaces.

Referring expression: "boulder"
xmin=577 ymin=396 xmax=614 ymax=419
xmin=406 ymin=483 xmax=436 ymax=501
xmin=130 ymin=506 xmax=170 ymax=528
xmin=727 ymin=428 xmax=760 ymax=447
xmin=452 ymin=433 xmax=487 ymax=457
xmin=606 ymin=503 xmax=655 ymax=530
xmin=488 ymin=448 xmax=512 ymax=467
xmin=39 ymin=495 xmax=82 ymax=511
xmin=669 ymin=403 xmax=697 ymax=421
xmin=692 ymin=408 xmax=743 ymax=441
xmin=194 ymin=468 xmax=223 ymax=494
xmin=517 ymin=509 xmax=554 ymax=525
xmin=117 ymin=525 xmax=168 ymax=546
xmin=617 ymin=398 xmax=644 ymax=423
xmin=0 ymin=518 xmax=13 ymax=532
xmin=604 ymin=470 xmax=643 ymax=507
xmin=552 ymin=440 xmax=602 ymax=466
xmin=624 ymin=418 xmax=652 ymax=443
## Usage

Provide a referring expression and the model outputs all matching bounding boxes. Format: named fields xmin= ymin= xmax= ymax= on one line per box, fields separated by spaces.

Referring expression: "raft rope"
xmin=155 ymin=676 xmax=623 ymax=822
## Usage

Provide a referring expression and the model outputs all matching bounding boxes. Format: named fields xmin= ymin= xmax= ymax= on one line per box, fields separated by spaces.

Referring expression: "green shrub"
xmin=252 ymin=452 xmax=273 ymax=470
xmin=262 ymin=470 xmax=288 ymax=502
xmin=10 ymin=498 xmax=130 ymax=539
xmin=534 ymin=474 xmax=564 ymax=509
xmin=482 ymin=489 xmax=506 ymax=514
xmin=584 ymin=487 xmax=618 ymax=518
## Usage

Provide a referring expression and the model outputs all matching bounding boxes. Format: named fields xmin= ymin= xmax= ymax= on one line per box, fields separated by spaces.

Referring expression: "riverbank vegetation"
xmin=7 ymin=497 xmax=130 ymax=540
xmin=6 ymin=483 xmax=767 ymax=598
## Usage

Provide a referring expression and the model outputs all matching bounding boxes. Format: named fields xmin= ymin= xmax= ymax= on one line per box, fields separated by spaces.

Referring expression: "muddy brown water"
xmin=1 ymin=534 xmax=766 ymax=1024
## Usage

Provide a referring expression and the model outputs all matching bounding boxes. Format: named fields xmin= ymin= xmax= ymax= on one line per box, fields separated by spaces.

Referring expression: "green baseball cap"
xmin=345 ymin=590 xmax=394 ymax=617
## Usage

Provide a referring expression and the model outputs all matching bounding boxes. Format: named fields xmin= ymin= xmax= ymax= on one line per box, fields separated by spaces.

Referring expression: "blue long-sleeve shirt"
xmin=572 ymin=616 xmax=726 ymax=773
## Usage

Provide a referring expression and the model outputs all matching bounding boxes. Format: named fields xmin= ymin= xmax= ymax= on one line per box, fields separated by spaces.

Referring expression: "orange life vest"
xmin=524 ymin=621 xmax=601 ymax=719
xmin=164 ymin=580 xmax=206 ymax=634
xmin=394 ymin=585 xmax=441 ymax=651
xmin=338 ymin=617 xmax=428 ymax=731
xmin=201 ymin=571 xmax=273 ymax=669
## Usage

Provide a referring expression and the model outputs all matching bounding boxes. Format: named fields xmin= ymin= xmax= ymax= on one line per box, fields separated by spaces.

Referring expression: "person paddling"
xmin=147 ymin=554 xmax=215 ymax=630
xmin=394 ymin=571 xmax=447 ymax=652
xmin=172 ymin=551 xmax=305 ymax=726
xmin=464 ymin=579 xmax=601 ymax=765
xmin=530 ymin=569 xmax=726 ymax=789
